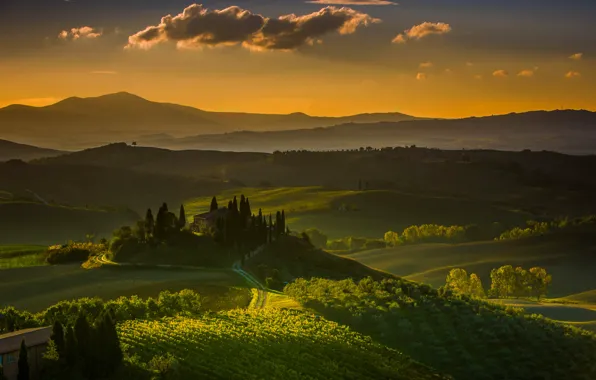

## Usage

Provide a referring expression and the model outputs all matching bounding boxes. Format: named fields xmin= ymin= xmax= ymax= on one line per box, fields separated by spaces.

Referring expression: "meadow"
xmin=185 ymin=187 xmax=530 ymax=239
xmin=0 ymin=244 xmax=47 ymax=269
xmin=349 ymin=232 xmax=596 ymax=297
xmin=118 ymin=309 xmax=445 ymax=380
xmin=0 ymin=264 xmax=249 ymax=312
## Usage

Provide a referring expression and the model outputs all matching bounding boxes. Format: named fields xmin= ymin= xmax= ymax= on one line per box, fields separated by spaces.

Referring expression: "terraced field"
xmin=118 ymin=309 xmax=445 ymax=380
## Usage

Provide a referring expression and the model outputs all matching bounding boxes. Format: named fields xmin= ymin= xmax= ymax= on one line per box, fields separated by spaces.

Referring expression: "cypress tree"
xmin=74 ymin=314 xmax=91 ymax=368
xmin=51 ymin=321 xmax=66 ymax=359
xmin=145 ymin=208 xmax=155 ymax=238
xmin=64 ymin=326 xmax=77 ymax=367
xmin=281 ymin=210 xmax=286 ymax=235
xmin=268 ymin=214 xmax=273 ymax=243
xmin=104 ymin=312 xmax=123 ymax=371
xmin=232 ymin=196 xmax=238 ymax=214
xmin=276 ymin=211 xmax=282 ymax=238
xmin=210 ymin=196 xmax=218 ymax=212
xmin=17 ymin=339 xmax=29 ymax=380
xmin=178 ymin=204 xmax=186 ymax=229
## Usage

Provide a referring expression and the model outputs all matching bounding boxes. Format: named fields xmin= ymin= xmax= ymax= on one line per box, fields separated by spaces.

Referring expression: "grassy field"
xmin=0 ymin=244 xmax=47 ymax=269
xmin=0 ymin=264 xmax=249 ymax=312
xmin=118 ymin=309 xmax=445 ymax=380
xmin=185 ymin=187 xmax=531 ymax=238
xmin=349 ymin=232 xmax=596 ymax=298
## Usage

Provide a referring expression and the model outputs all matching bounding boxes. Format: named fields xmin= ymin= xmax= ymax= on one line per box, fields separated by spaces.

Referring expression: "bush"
xmin=303 ymin=229 xmax=328 ymax=249
xmin=326 ymin=239 xmax=349 ymax=251
xmin=46 ymin=242 xmax=107 ymax=265
xmin=363 ymin=239 xmax=386 ymax=250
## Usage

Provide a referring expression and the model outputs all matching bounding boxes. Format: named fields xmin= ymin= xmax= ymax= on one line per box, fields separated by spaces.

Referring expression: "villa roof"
xmin=0 ymin=326 xmax=52 ymax=354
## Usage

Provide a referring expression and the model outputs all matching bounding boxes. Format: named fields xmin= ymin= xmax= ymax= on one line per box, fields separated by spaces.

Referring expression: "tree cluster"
xmin=210 ymin=195 xmax=288 ymax=261
xmin=443 ymin=265 xmax=552 ymax=300
xmin=47 ymin=311 xmax=122 ymax=379
xmin=490 ymin=265 xmax=552 ymax=300
xmin=444 ymin=268 xmax=486 ymax=298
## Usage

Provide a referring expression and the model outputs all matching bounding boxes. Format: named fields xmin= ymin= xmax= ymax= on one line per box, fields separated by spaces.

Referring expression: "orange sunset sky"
xmin=0 ymin=0 xmax=594 ymax=118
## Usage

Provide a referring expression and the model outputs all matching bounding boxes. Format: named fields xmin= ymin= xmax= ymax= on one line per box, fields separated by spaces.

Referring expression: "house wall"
xmin=1 ymin=344 xmax=47 ymax=380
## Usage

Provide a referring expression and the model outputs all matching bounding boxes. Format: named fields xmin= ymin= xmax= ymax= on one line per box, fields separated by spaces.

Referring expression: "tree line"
xmin=444 ymin=265 xmax=552 ymax=300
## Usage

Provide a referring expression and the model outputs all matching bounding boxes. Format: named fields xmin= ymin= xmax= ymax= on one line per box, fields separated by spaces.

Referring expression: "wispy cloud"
xmin=416 ymin=72 xmax=427 ymax=80
xmin=517 ymin=68 xmax=536 ymax=77
xmin=569 ymin=53 xmax=583 ymax=60
xmin=58 ymin=26 xmax=102 ymax=40
xmin=306 ymin=0 xmax=397 ymax=5
xmin=392 ymin=22 xmax=451 ymax=44
xmin=419 ymin=61 xmax=433 ymax=69
xmin=126 ymin=4 xmax=380 ymax=52
xmin=492 ymin=69 xmax=508 ymax=78
xmin=565 ymin=71 xmax=581 ymax=79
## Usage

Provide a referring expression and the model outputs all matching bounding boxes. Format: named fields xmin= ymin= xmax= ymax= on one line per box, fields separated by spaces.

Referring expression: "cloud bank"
xmin=127 ymin=4 xmax=380 ymax=51
xmin=392 ymin=22 xmax=451 ymax=44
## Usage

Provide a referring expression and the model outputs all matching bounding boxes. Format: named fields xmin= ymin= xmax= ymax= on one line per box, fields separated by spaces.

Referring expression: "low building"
xmin=190 ymin=207 xmax=228 ymax=233
xmin=0 ymin=326 xmax=52 ymax=380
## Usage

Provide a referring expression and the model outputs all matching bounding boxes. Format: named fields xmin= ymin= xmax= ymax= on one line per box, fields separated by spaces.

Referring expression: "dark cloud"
xmin=127 ymin=4 xmax=380 ymax=51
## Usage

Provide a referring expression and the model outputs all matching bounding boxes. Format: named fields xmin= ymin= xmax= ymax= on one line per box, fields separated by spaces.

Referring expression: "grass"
xmin=349 ymin=232 xmax=596 ymax=298
xmin=118 ymin=309 xmax=446 ymax=380
xmin=185 ymin=186 xmax=531 ymax=239
xmin=0 ymin=264 xmax=249 ymax=312
xmin=284 ymin=277 xmax=596 ymax=380
xmin=0 ymin=244 xmax=47 ymax=269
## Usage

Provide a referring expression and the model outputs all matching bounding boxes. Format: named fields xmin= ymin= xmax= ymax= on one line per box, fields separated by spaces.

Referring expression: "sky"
xmin=0 ymin=0 xmax=595 ymax=117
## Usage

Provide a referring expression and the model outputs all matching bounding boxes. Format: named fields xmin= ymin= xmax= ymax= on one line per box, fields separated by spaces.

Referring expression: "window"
xmin=6 ymin=354 xmax=15 ymax=364
xmin=0 ymin=354 xmax=3 ymax=365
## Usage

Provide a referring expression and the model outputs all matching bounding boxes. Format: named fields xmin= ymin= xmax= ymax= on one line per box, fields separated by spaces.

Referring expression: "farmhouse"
xmin=190 ymin=207 xmax=228 ymax=233
xmin=0 ymin=326 xmax=51 ymax=380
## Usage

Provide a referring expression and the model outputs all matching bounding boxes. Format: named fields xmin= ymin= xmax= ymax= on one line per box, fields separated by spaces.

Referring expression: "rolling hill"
xmin=348 ymin=232 xmax=596 ymax=297
xmin=0 ymin=92 xmax=418 ymax=150
xmin=0 ymin=157 xmax=228 ymax=213
xmin=0 ymin=201 xmax=139 ymax=245
xmin=0 ymin=139 xmax=64 ymax=161
xmin=159 ymin=109 xmax=596 ymax=154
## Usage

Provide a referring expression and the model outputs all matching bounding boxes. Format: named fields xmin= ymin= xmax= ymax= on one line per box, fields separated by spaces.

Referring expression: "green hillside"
xmin=185 ymin=187 xmax=531 ymax=238
xmin=349 ymin=232 xmax=596 ymax=297
xmin=0 ymin=244 xmax=47 ymax=268
xmin=284 ymin=277 xmax=596 ymax=380
xmin=118 ymin=309 xmax=446 ymax=380
xmin=0 ymin=264 xmax=246 ymax=312
xmin=0 ymin=201 xmax=139 ymax=244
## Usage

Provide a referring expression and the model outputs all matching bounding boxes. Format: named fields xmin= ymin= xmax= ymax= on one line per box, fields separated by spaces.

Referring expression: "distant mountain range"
xmin=0 ymin=92 xmax=419 ymax=150
xmin=138 ymin=109 xmax=596 ymax=154
xmin=0 ymin=139 xmax=65 ymax=161
xmin=2 ymin=92 xmax=595 ymax=154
